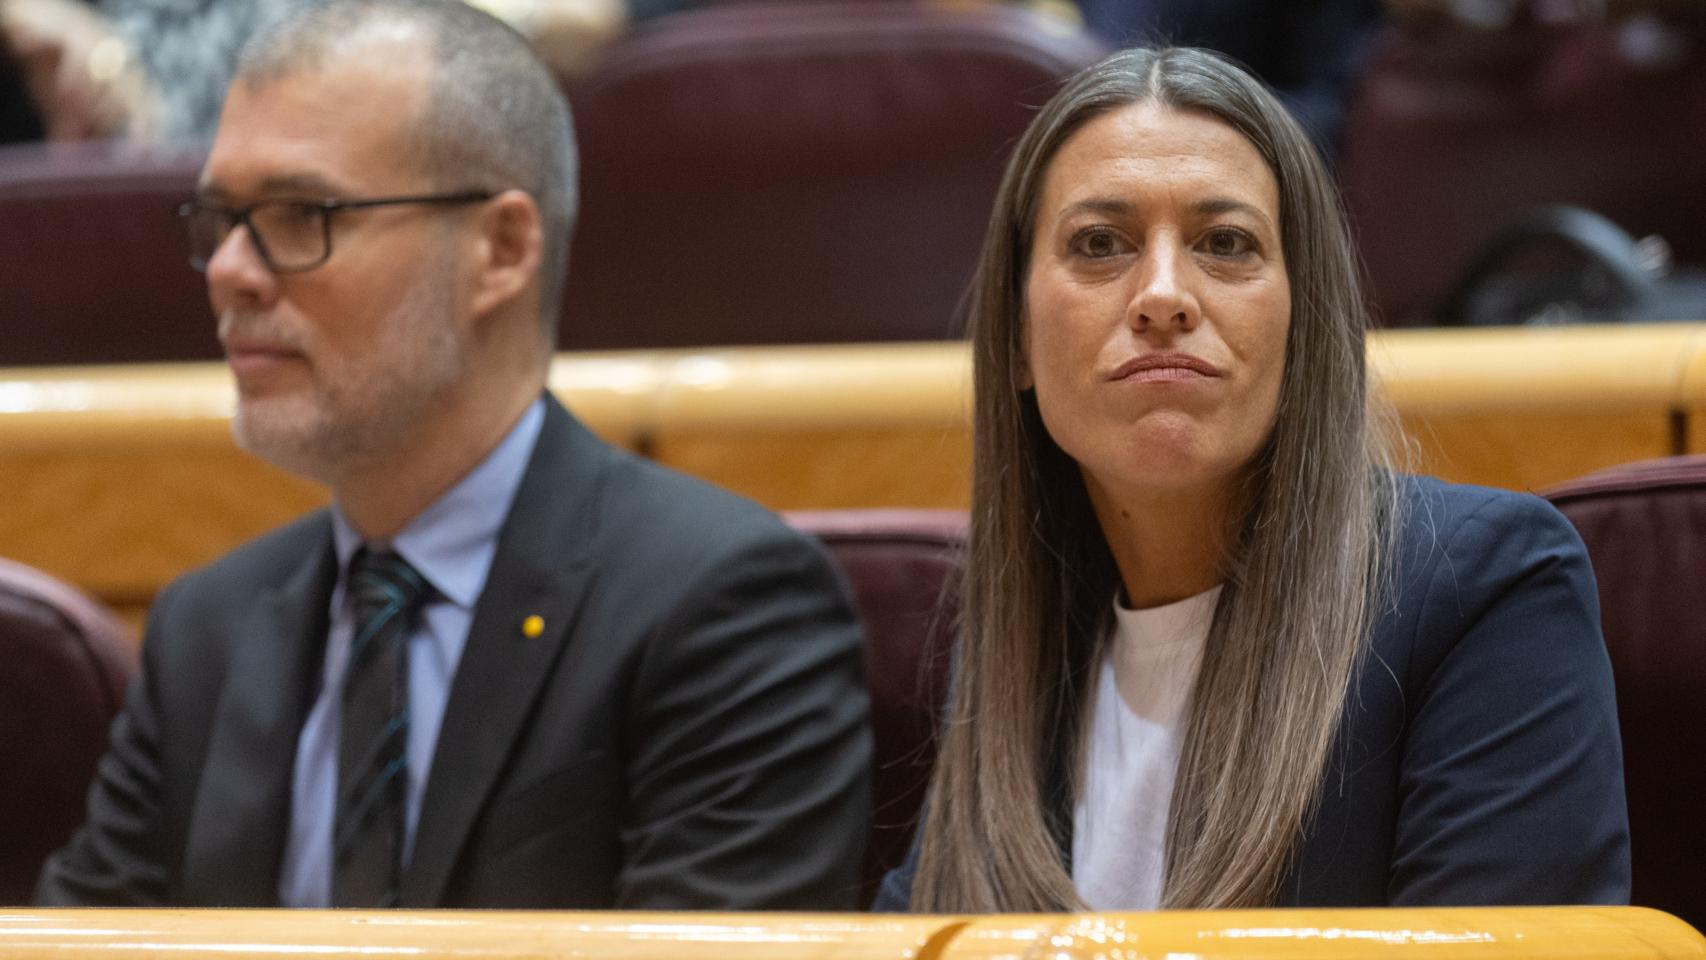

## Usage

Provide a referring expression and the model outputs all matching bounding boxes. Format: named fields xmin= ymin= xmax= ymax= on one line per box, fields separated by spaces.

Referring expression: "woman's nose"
xmin=1126 ymin=241 xmax=1201 ymax=332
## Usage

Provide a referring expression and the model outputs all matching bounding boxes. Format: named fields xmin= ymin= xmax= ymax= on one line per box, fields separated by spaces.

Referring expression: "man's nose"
xmin=1125 ymin=240 xmax=1201 ymax=333
xmin=205 ymin=225 xmax=279 ymax=314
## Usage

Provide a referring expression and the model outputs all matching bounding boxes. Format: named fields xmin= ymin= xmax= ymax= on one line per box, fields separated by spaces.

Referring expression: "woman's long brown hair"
xmin=911 ymin=46 xmax=1404 ymax=912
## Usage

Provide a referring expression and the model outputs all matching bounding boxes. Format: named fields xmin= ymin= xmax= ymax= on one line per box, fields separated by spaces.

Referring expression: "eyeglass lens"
xmin=183 ymin=202 xmax=330 ymax=272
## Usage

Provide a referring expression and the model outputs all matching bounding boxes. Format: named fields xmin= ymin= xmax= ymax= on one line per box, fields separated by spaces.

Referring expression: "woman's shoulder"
xmin=1376 ymin=472 xmax=1600 ymax=675
xmin=1394 ymin=472 xmax=1566 ymax=531
xmin=1389 ymin=473 xmax=1587 ymax=574
xmin=1353 ymin=474 xmax=1628 ymax=907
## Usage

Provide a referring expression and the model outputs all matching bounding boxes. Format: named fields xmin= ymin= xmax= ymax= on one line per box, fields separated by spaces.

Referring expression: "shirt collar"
xmin=332 ymin=397 xmax=546 ymax=608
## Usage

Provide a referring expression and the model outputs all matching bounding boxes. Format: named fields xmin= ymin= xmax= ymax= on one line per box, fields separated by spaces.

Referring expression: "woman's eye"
xmin=1203 ymin=228 xmax=1254 ymax=258
xmin=1073 ymin=229 xmax=1122 ymax=259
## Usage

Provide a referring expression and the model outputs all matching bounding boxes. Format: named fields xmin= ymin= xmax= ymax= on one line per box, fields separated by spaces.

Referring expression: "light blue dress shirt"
xmin=278 ymin=399 xmax=546 ymax=907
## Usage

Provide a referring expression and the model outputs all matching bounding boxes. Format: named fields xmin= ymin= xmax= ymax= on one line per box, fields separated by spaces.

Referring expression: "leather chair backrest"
xmin=1340 ymin=18 xmax=1706 ymax=326
xmin=787 ymin=509 xmax=963 ymax=908
xmin=560 ymin=1 xmax=1104 ymax=349
xmin=1 ymin=3 xmax=1104 ymax=361
xmin=0 ymin=557 xmax=135 ymax=904
xmin=1545 ymin=458 xmax=1706 ymax=931
xmin=0 ymin=141 xmax=211 ymax=365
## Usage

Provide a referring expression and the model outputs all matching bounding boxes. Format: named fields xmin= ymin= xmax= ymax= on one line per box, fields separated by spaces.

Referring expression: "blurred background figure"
xmin=1 ymin=0 xmax=164 ymax=140
xmin=1073 ymin=0 xmax=1384 ymax=155
xmin=0 ymin=0 xmax=627 ymax=143
xmin=1 ymin=20 xmax=46 ymax=142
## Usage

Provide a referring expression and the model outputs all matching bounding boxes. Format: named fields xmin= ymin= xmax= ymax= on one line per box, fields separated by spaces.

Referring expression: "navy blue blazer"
xmin=875 ymin=476 xmax=1631 ymax=909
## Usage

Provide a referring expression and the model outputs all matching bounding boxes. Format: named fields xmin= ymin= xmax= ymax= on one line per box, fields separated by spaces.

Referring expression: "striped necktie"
xmin=333 ymin=548 xmax=429 ymax=907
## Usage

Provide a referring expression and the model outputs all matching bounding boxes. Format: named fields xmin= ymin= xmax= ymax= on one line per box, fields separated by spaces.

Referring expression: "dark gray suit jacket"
xmin=876 ymin=476 xmax=1630 ymax=908
xmin=38 ymin=396 xmax=872 ymax=909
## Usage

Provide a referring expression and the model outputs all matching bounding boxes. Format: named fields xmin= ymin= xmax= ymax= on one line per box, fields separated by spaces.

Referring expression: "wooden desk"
xmin=1372 ymin=324 xmax=1703 ymax=493
xmin=0 ymin=907 xmax=1697 ymax=959
xmin=3 ymin=326 xmax=1702 ymax=625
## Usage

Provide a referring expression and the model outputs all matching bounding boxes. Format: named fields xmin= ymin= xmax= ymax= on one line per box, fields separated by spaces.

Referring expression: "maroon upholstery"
xmin=787 ymin=509 xmax=963 ymax=908
xmin=0 ymin=140 xmax=213 ymax=365
xmin=561 ymin=2 xmax=1104 ymax=349
xmin=1544 ymin=459 xmax=1706 ymax=930
xmin=1341 ymin=19 xmax=1706 ymax=325
xmin=1 ymin=4 xmax=1103 ymax=360
xmin=0 ymin=557 xmax=134 ymax=905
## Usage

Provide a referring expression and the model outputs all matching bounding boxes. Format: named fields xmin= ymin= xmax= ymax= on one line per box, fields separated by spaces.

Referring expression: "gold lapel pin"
xmin=522 ymin=614 xmax=545 ymax=639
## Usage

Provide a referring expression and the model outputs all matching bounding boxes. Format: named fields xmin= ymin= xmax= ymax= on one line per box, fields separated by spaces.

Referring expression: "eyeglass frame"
xmin=177 ymin=190 xmax=497 ymax=274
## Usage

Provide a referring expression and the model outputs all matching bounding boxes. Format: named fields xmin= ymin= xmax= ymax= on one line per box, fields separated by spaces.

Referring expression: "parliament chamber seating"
xmin=1341 ymin=17 xmax=1706 ymax=326
xmin=559 ymin=0 xmax=1103 ymax=349
xmin=0 ymin=140 xmax=209 ymax=365
xmin=0 ymin=2 xmax=1103 ymax=365
xmin=785 ymin=510 xmax=963 ymax=907
xmin=1546 ymin=458 xmax=1706 ymax=934
xmin=0 ymin=556 xmax=134 ymax=904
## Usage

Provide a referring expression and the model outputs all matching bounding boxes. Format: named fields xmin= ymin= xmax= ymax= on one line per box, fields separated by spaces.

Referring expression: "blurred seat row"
xmin=0 ymin=1 xmax=1106 ymax=366
xmin=10 ymin=4 xmax=1706 ymax=367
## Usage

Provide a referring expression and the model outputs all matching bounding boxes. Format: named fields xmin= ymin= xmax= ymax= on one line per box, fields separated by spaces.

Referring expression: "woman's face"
xmin=1023 ymin=101 xmax=1290 ymax=505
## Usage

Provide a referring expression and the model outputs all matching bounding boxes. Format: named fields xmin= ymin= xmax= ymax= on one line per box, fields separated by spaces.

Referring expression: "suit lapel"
xmin=181 ymin=522 xmax=335 ymax=905
xmin=402 ymin=396 xmax=610 ymax=906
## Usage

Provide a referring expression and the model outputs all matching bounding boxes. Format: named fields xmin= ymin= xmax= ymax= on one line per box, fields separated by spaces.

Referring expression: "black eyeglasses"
xmin=178 ymin=190 xmax=495 ymax=274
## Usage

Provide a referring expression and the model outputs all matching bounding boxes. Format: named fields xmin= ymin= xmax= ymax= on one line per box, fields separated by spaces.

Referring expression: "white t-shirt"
xmin=1072 ymin=585 xmax=1220 ymax=911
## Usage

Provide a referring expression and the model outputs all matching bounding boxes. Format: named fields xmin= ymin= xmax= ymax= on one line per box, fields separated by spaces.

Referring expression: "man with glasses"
xmin=37 ymin=0 xmax=870 ymax=910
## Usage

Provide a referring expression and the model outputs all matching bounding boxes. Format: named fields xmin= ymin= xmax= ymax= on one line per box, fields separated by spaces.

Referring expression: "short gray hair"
xmin=236 ymin=0 xmax=577 ymax=340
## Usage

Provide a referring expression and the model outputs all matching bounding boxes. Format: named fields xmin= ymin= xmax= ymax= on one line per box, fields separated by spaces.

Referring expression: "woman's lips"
xmin=1107 ymin=352 xmax=1226 ymax=383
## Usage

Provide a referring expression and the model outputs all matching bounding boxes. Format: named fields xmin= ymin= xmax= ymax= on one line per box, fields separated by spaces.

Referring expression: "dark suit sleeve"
xmin=35 ymin=586 xmax=178 ymax=905
xmin=1389 ymin=492 xmax=1631 ymax=904
xmin=616 ymin=527 xmax=871 ymax=910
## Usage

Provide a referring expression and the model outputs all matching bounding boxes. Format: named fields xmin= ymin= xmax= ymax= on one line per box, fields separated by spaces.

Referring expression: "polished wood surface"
xmin=3 ymin=325 xmax=1703 ymax=623
xmin=646 ymin=343 xmax=972 ymax=509
xmin=1373 ymin=324 xmax=1699 ymax=493
xmin=1369 ymin=325 xmax=1699 ymax=414
xmin=949 ymin=907 xmax=1706 ymax=958
xmin=0 ymin=908 xmax=1697 ymax=960
xmin=1671 ymin=330 xmax=1706 ymax=454
xmin=0 ymin=358 xmax=655 ymax=626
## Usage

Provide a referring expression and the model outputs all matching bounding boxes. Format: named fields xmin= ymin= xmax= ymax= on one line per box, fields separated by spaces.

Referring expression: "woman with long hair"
xmin=876 ymin=47 xmax=1628 ymax=912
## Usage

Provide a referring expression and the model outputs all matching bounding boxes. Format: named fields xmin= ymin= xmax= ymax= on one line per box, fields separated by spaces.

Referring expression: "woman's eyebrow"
xmin=1057 ymin=196 xmax=1273 ymax=230
xmin=1195 ymin=196 xmax=1274 ymax=229
xmin=1058 ymin=197 xmax=1134 ymax=219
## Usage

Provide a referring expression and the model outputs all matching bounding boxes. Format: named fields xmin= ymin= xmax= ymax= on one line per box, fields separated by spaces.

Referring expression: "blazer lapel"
xmin=181 ymin=523 xmax=335 ymax=905
xmin=402 ymin=396 xmax=610 ymax=906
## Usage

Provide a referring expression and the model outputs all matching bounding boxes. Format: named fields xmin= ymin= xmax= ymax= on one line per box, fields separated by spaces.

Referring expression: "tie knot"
xmin=348 ymin=549 xmax=431 ymax=627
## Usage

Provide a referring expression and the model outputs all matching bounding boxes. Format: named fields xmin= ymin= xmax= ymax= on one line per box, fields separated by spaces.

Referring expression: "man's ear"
xmin=468 ymin=189 xmax=543 ymax=320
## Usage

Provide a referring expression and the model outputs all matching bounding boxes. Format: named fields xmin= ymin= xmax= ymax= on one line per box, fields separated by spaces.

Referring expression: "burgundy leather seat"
xmin=0 ymin=557 xmax=134 ymax=904
xmin=1545 ymin=458 xmax=1706 ymax=930
xmin=788 ymin=509 xmax=963 ymax=908
xmin=2 ymin=4 xmax=1103 ymax=360
xmin=0 ymin=140 xmax=212 ymax=365
xmin=1340 ymin=18 xmax=1706 ymax=326
xmin=561 ymin=1 xmax=1104 ymax=349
